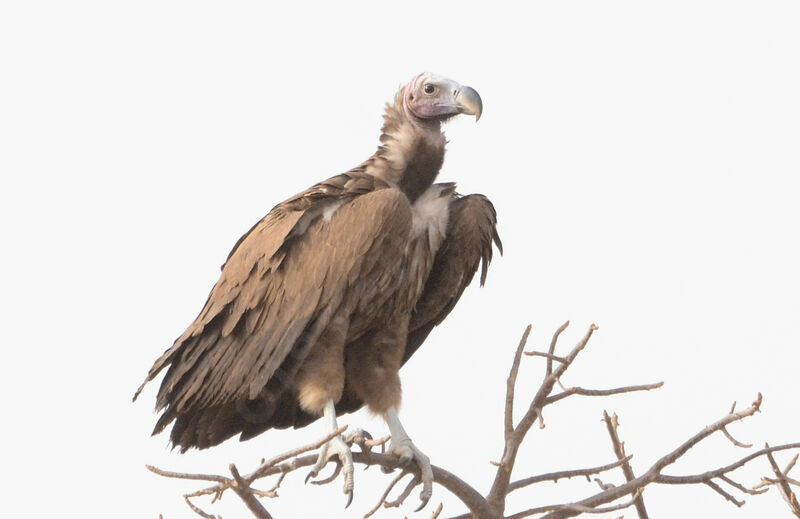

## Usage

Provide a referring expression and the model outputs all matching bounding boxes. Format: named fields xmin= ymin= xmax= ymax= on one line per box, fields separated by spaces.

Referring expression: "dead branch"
xmin=538 ymin=395 xmax=800 ymax=519
xmin=508 ymin=456 xmax=633 ymax=492
xmin=545 ymin=382 xmax=664 ymax=405
xmin=147 ymin=323 xmax=799 ymax=519
xmin=505 ymin=324 xmax=533 ymax=441
xmin=506 ymin=490 xmax=644 ymax=519
xmin=364 ymin=470 xmax=408 ymax=519
xmin=150 ymin=448 xmax=493 ymax=519
xmin=602 ymin=411 xmax=649 ymax=518
xmin=763 ymin=444 xmax=800 ymax=516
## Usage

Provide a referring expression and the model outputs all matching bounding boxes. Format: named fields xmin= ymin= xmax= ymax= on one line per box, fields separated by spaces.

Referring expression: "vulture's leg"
xmin=305 ymin=399 xmax=355 ymax=507
xmin=384 ymin=406 xmax=434 ymax=510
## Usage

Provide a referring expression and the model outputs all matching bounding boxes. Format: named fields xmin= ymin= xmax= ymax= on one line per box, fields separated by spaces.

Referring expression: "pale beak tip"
xmin=456 ymin=85 xmax=483 ymax=123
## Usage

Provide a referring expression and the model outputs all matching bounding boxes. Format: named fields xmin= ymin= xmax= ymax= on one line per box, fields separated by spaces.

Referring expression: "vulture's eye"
xmin=423 ymin=84 xmax=436 ymax=95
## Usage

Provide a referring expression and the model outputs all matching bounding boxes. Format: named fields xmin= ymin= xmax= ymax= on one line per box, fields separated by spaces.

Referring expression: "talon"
xmin=345 ymin=488 xmax=353 ymax=508
xmin=414 ymin=490 xmax=431 ymax=512
xmin=304 ymin=470 xmax=318 ymax=484
xmin=310 ymin=461 xmax=342 ymax=485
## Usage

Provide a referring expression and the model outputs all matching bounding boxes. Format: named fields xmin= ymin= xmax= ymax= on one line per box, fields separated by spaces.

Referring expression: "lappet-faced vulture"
xmin=135 ymin=72 xmax=501 ymax=508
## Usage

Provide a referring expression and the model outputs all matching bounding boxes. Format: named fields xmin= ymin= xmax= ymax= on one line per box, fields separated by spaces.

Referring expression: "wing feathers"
xmin=139 ymin=176 xmax=413 ymax=443
xmin=405 ymin=193 xmax=501 ymax=363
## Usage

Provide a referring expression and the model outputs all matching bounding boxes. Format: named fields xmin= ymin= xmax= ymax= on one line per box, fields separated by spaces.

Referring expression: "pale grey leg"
xmin=305 ymin=399 xmax=355 ymax=507
xmin=384 ymin=406 xmax=434 ymax=510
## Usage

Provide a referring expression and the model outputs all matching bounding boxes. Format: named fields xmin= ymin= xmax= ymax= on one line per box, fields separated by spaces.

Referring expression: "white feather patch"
xmin=411 ymin=185 xmax=451 ymax=254
xmin=322 ymin=200 xmax=345 ymax=222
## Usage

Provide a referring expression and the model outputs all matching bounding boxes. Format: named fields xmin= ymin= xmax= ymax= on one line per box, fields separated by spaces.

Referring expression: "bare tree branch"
xmin=538 ymin=394 xmax=793 ymax=519
xmin=718 ymin=474 xmax=768 ymax=496
xmin=546 ymin=382 xmax=664 ymax=405
xmin=505 ymin=325 xmax=532 ymax=441
xmin=656 ymin=443 xmax=800 ymax=485
xmin=603 ymin=411 xmax=649 ymax=518
xmin=364 ymin=470 xmax=407 ymax=519
xmin=229 ymin=464 xmax=273 ymax=519
xmin=546 ymin=321 xmax=570 ymax=379
xmin=147 ymin=323 xmax=799 ymax=519
xmin=721 ymin=426 xmax=753 ymax=449
xmin=506 ymin=489 xmax=644 ymax=519
xmin=508 ymin=456 xmax=633 ymax=492
xmin=523 ymin=351 xmax=566 ymax=363
xmin=487 ymin=323 xmax=597 ymax=514
xmin=764 ymin=444 xmax=800 ymax=517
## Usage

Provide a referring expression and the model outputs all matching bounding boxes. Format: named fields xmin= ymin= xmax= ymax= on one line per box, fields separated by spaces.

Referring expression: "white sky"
xmin=2 ymin=1 xmax=799 ymax=518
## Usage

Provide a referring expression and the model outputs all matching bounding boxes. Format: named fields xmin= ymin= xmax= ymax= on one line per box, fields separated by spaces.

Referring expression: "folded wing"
xmin=133 ymin=173 xmax=411 ymax=445
xmin=405 ymin=194 xmax=502 ymax=362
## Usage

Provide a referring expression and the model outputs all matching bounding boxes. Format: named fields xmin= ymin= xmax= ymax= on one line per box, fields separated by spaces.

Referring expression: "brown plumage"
xmin=135 ymin=73 xmax=501 ymax=455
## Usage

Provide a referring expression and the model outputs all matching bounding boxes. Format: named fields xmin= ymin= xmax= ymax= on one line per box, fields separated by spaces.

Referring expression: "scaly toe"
xmin=389 ymin=440 xmax=433 ymax=512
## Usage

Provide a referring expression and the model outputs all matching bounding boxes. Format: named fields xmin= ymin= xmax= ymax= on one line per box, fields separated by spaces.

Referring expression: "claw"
xmin=310 ymin=461 xmax=342 ymax=485
xmin=345 ymin=488 xmax=353 ymax=508
xmin=384 ymin=438 xmax=433 ymax=511
xmin=414 ymin=490 xmax=431 ymax=513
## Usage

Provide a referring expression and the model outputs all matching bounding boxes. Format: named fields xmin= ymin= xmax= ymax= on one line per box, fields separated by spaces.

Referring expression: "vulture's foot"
xmin=304 ymin=400 xmax=355 ymax=507
xmin=383 ymin=407 xmax=434 ymax=511
xmin=305 ymin=433 xmax=355 ymax=505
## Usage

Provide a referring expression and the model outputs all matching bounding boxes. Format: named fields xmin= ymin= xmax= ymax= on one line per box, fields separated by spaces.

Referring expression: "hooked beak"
xmin=455 ymin=86 xmax=483 ymax=122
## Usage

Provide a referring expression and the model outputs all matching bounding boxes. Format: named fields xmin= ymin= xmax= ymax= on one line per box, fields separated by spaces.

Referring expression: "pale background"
xmin=2 ymin=1 xmax=798 ymax=517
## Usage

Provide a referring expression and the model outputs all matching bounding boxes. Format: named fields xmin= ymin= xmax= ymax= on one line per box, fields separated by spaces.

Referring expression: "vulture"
xmin=134 ymin=72 xmax=501 ymax=508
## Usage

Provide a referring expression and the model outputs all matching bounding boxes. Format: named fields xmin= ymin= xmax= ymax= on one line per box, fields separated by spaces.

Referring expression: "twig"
xmin=387 ymin=474 xmax=421 ymax=508
xmin=655 ymin=443 xmax=800 ymax=485
xmin=546 ymin=382 xmax=664 ymax=405
xmin=546 ymin=321 xmax=570 ymax=378
xmin=718 ymin=474 xmax=767 ymax=496
xmin=364 ymin=470 xmax=407 ymax=518
xmin=524 ymin=351 xmax=567 ymax=363
xmin=505 ymin=325 xmax=532 ymax=440
xmin=147 ymin=465 xmax=228 ymax=484
xmin=603 ymin=411 xmax=649 ymax=518
xmin=509 ymin=456 xmax=633 ymax=492
xmin=765 ymin=444 xmax=800 ymax=517
xmin=230 ymin=464 xmax=273 ymax=519
xmin=538 ymin=395 xmax=790 ymax=519
xmin=507 ymin=489 xmax=643 ymax=519
xmin=786 ymin=454 xmax=799 ymax=476
xmin=721 ymin=426 xmax=753 ymax=448
xmin=247 ymin=426 xmax=348 ymax=482
xmin=184 ymin=494 xmax=218 ymax=519
xmin=703 ymin=480 xmax=745 ymax=507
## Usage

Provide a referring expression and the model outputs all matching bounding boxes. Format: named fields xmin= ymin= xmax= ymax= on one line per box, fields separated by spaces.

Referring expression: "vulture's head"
xmin=403 ymin=72 xmax=482 ymax=124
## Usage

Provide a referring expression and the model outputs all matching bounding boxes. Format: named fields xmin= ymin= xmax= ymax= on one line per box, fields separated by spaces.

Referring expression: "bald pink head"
xmin=403 ymin=72 xmax=482 ymax=123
